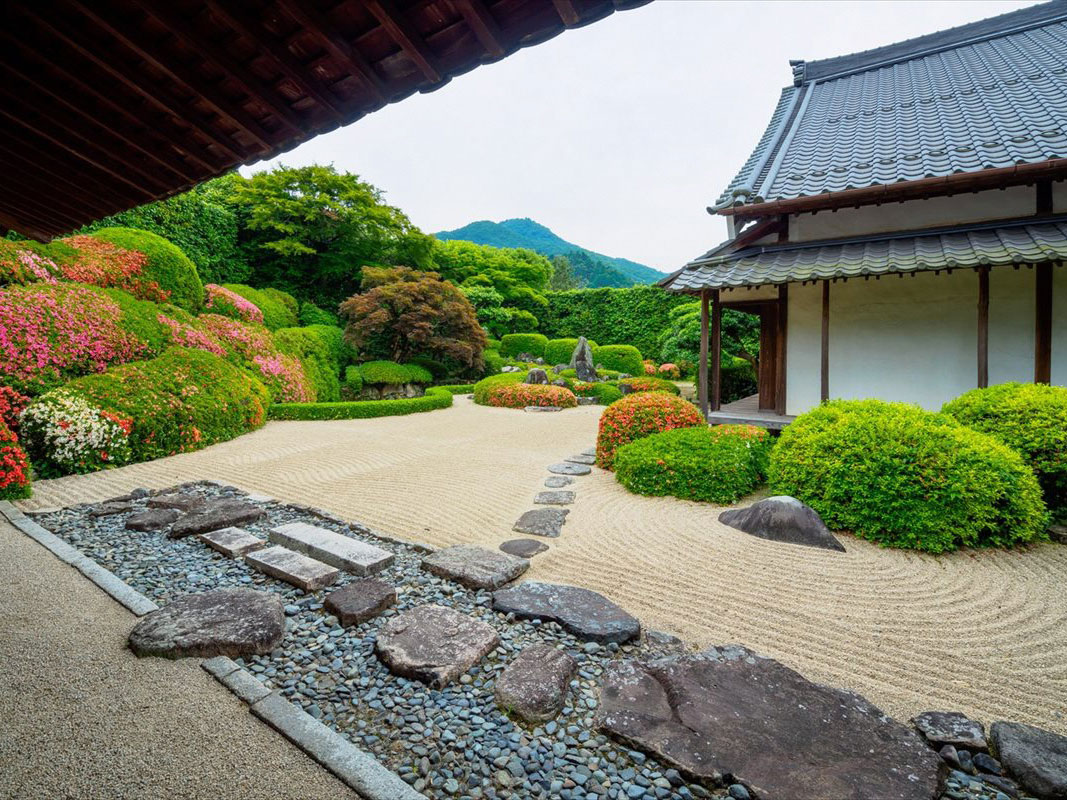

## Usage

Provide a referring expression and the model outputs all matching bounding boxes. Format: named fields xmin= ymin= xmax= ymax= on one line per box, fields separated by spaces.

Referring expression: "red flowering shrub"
xmin=487 ymin=383 xmax=577 ymax=409
xmin=595 ymin=391 xmax=705 ymax=470
xmin=658 ymin=363 xmax=681 ymax=379
xmin=59 ymin=236 xmax=169 ymax=303
xmin=0 ymin=386 xmax=30 ymax=432
xmin=615 ymin=376 xmax=681 ymax=395
xmin=643 ymin=360 xmax=657 ymax=375
xmin=0 ymin=421 xmax=31 ymax=499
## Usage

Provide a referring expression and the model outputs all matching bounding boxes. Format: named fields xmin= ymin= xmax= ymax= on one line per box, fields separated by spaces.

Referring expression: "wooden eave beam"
xmin=365 ymin=0 xmax=444 ymax=84
xmin=552 ymin=0 xmax=581 ymax=26
xmin=0 ymin=191 xmax=77 ymax=233
xmin=0 ymin=208 xmax=52 ymax=243
xmin=1 ymin=163 xmax=118 ymax=226
xmin=454 ymin=0 xmax=507 ymax=59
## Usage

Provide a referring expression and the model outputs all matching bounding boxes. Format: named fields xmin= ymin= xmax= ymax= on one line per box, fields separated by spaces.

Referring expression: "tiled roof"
xmin=662 ymin=217 xmax=1067 ymax=291
xmin=712 ymin=2 xmax=1067 ymax=211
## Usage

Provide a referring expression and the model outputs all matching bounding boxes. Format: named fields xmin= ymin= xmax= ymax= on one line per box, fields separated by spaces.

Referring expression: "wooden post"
xmin=698 ymin=289 xmax=710 ymax=420
xmin=775 ymin=284 xmax=788 ymax=416
xmin=711 ymin=289 xmax=722 ymax=412
xmin=977 ymin=267 xmax=989 ymax=388
xmin=820 ymin=280 xmax=830 ymax=402
xmin=1035 ymin=263 xmax=1052 ymax=384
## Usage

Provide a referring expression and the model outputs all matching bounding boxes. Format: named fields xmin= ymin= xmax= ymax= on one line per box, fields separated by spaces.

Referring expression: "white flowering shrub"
xmin=19 ymin=392 xmax=132 ymax=477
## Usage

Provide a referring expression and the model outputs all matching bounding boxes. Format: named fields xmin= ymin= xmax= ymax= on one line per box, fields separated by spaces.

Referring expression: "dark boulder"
xmin=324 ymin=579 xmax=396 ymax=626
xmin=499 ymin=539 xmax=549 ymax=558
xmin=719 ymin=495 xmax=845 ymax=552
xmin=125 ymin=508 xmax=180 ymax=532
xmin=493 ymin=581 xmax=640 ymax=644
xmin=525 ymin=369 xmax=549 ymax=385
xmin=495 ymin=643 xmax=577 ymax=723
xmin=376 ymin=605 xmax=500 ymax=688
xmin=570 ymin=337 xmax=598 ymax=383
xmin=991 ymin=720 xmax=1067 ymax=800
xmin=913 ymin=711 xmax=987 ymax=751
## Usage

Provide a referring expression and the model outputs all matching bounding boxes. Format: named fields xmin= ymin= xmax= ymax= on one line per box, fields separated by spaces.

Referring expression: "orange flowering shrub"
xmin=596 ymin=391 xmax=704 ymax=470
xmin=487 ymin=383 xmax=577 ymax=409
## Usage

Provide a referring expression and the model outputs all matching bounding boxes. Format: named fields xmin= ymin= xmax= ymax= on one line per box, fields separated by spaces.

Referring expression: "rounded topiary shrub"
xmin=222 ymin=284 xmax=299 ymax=330
xmin=90 ymin=228 xmax=204 ymax=312
xmin=769 ymin=399 xmax=1049 ymax=553
xmin=942 ymin=382 xmax=1067 ymax=512
xmin=615 ymin=376 xmax=681 ymax=395
xmin=473 ymin=372 xmax=525 ymax=404
xmin=573 ymin=382 xmax=623 ymax=405
xmin=299 ymin=302 xmax=339 ymax=327
xmin=487 ymin=383 xmax=577 ymax=409
xmin=544 ymin=338 xmax=598 ymax=366
xmin=594 ymin=344 xmax=644 ymax=376
xmin=500 ymin=333 xmax=548 ymax=359
xmin=596 ymin=391 xmax=705 ymax=470
xmin=358 ymin=360 xmax=413 ymax=385
xmin=614 ymin=424 xmax=772 ymax=504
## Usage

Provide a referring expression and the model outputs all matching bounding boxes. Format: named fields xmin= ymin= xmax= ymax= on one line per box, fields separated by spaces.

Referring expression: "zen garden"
xmin=1 ymin=3 xmax=1066 ymax=800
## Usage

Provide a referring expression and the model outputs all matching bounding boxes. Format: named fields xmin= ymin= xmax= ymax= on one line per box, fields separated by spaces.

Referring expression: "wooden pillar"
xmin=775 ymin=284 xmax=788 ymax=415
xmin=1035 ymin=263 xmax=1052 ymax=384
xmin=698 ymin=289 xmax=710 ymax=419
xmin=820 ymin=280 xmax=830 ymax=403
xmin=711 ymin=289 xmax=722 ymax=412
xmin=977 ymin=267 xmax=989 ymax=388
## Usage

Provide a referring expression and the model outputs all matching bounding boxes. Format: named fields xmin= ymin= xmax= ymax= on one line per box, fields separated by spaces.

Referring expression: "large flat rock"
xmin=544 ymin=476 xmax=574 ymax=488
xmin=126 ymin=508 xmax=180 ymax=532
xmin=598 ymin=646 xmax=943 ymax=800
xmin=324 ymin=579 xmax=396 ymax=626
xmin=719 ymin=495 xmax=845 ymax=552
xmin=198 ymin=526 xmax=265 ymax=558
xmin=512 ymin=508 xmax=569 ymax=538
xmin=499 ymin=539 xmax=549 ymax=558
xmin=376 ymin=605 xmax=500 ymax=688
xmin=169 ymin=499 xmax=264 ymax=539
xmin=565 ymin=453 xmax=596 ymax=465
xmin=148 ymin=493 xmax=207 ymax=513
xmin=128 ymin=589 xmax=283 ymax=659
xmin=269 ymin=522 xmax=393 ymax=576
xmin=421 ymin=545 xmax=528 ymax=590
xmin=492 ymin=581 xmax=640 ymax=644
xmin=245 ymin=546 xmax=340 ymax=591
xmin=495 ymin=643 xmax=577 ymax=723
xmin=991 ymin=720 xmax=1067 ymax=800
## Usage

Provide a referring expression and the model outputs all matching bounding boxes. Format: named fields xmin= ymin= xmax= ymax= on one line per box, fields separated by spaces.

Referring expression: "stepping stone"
xmin=577 ymin=397 xmax=596 ymax=405
xmin=500 ymin=539 xmax=549 ymax=558
xmin=544 ymin=476 xmax=573 ymax=488
xmin=376 ymin=605 xmax=500 ymax=688
xmin=547 ymin=462 xmax=591 ymax=476
xmin=581 ymin=447 xmax=596 ymax=456
xmin=719 ymin=495 xmax=845 ymax=552
xmin=149 ymin=492 xmax=207 ymax=513
xmin=245 ymin=546 xmax=339 ymax=591
xmin=534 ymin=490 xmax=575 ymax=506
xmin=169 ymin=499 xmax=264 ymax=539
xmin=198 ymin=526 xmax=265 ymax=558
xmin=492 ymin=581 xmax=640 ymax=644
xmin=89 ymin=501 xmax=133 ymax=517
xmin=128 ymin=588 xmax=284 ymax=659
xmin=912 ymin=711 xmax=987 ymax=751
xmin=565 ymin=453 xmax=596 ymax=465
xmin=513 ymin=508 xmax=569 ymax=538
xmin=597 ymin=646 xmax=942 ymax=800
xmin=991 ymin=721 xmax=1067 ymax=800
xmin=126 ymin=508 xmax=180 ymax=532
xmin=495 ymin=643 xmax=577 ymax=723
xmin=421 ymin=545 xmax=529 ymax=590
xmin=269 ymin=522 xmax=394 ymax=576
xmin=525 ymin=406 xmax=561 ymax=413
xmin=324 ymin=579 xmax=396 ymax=626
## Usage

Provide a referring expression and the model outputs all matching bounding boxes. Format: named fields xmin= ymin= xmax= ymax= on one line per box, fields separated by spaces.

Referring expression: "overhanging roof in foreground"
xmin=660 ymin=215 xmax=1067 ymax=292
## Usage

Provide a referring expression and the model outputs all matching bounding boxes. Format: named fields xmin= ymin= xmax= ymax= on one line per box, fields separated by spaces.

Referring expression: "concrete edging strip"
xmin=0 ymin=500 xmax=158 ymax=616
xmin=201 ymin=658 xmax=425 ymax=800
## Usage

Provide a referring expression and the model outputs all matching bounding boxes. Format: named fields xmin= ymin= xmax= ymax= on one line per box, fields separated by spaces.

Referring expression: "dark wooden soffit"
xmin=1 ymin=0 xmax=649 ymax=240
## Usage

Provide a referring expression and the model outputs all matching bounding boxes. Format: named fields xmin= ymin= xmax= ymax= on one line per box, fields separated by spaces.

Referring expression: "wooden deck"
xmin=706 ymin=394 xmax=795 ymax=430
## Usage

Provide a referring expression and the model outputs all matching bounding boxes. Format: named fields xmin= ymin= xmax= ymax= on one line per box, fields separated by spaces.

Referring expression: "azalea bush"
xmin=222 ymin=284 xmax=299 ymax=330
xmin=614 ymin=376 xmax=681 ymax=395
xmin=486 ymin=383 xmax=577 ymax=409
xmin=596 ymin=391 xmax=705 ymax=470
xmin=472 ymin=372 xmax=525 ymax=405
xmin=252 ymin=353 xmax=315 ymax=403
xmin=89 ymin=227 xmax=204 ymax=312
xmin=157 ymin=313 xmax=227 ymax=357
xmin=0 ymin=240 xmax=61 ymax=284
xmin=204 ymin=283 xmax=264 ymax=323
xmin=0 ymin=386 xmax=30 ymax=432
xmin=0 ymin=421 xmax=32 ymax=499
xmin=657 ymin=362 xmax=681 ymax=379
xmin=643 ymin=359 xmax=657 ymax=375
xmin=19 ymin=391 xmax=133 ymax=477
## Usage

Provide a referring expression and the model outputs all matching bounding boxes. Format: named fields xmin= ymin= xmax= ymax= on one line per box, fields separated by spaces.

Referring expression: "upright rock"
xmin=495 ymin=643 xmax=577 ymax=723
xmin=376 ymin=605 xmax=500 ymax=688
xmin=719 ymin=495 xmax=845 ymax=552
xmin=991 ymin=721 xmax=1067 ymax=800
xmin=492 ymin=581 xmax=640 ymax=644
xmin=525 ymin=368 xmax=549 ymax=385
xmin=570 ymin=337 xmax=598 ymax=382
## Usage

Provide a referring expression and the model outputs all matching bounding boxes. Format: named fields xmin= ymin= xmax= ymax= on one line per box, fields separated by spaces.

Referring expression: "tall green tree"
xmin=550 ymin=255 xmax=582 ymax=290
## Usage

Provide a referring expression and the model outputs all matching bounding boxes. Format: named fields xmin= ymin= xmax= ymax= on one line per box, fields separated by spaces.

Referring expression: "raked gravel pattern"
xmin=33 ymin=482 xmax=724 ymax=800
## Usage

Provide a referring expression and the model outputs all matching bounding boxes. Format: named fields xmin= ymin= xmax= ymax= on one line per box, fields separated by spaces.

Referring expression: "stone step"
xmin=199 ymin=526 xmax=266 ymax=558
xmin=269 ymin=522 xmax=394 ymax=576
xmin=245 ymin=546 xmax=339 ymax=591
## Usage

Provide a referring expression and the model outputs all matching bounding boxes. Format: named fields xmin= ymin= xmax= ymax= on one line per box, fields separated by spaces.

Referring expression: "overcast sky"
xmin=245 ymin=0 xmax=1041 ymax=273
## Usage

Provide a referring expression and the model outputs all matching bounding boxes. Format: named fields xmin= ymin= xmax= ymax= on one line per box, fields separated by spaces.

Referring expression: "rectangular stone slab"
xmin=269 ymin=522 xmax=394 ymax=576
xmin=245 ymin=546 xmax=339 ymax=591
xmin=199 ymin=527 xmax=265 ymax=558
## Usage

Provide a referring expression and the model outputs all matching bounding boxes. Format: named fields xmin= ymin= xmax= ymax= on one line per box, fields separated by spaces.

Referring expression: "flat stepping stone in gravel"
xmin=128 ymin=588 xmax=283 ymax=659
xmin=719 ymin=495 xmax=845 ymax=552
xmin=512 ymin=508 xmax=569 ymax=538
xmin=912 ymin=710 xmax=987 ymax=751
xmin=376 ymin=605 xmax=500 ymax=688
xmin=525 ymin=406 xmax=561 ymax=413
xmin=148 ymin=493 xmax=207 ymax=513
xmin=324 ymin=579 xmax=396 ymax=626
xmin=245 ymin=546 xmax=339 ymax=591
xmin=495 ymin=643 xmax=577 ymax=723
xmin=125 ymin=508 xmax=180 ymax=532
xmin=492 ymin=581 xmax=640 ymax=644
xmin=544 ymin=476 xmax=573 ymax=488
xmin=547 ymin=462 xmax=591 ymax=476
xmin=169 ymin=499 xmax=264 ymax=539
xmin=577 ymin=397 xmax=596 ymax=405
xmin=565 ymin=453 xmax=596 ymax=465
xmin=421 ymin=545 xmax=529 ymax=590
xmin=581 ymin=447 xmax=596 ymax=456
xmin=269 ymin=522 xmax=393 ymax=576
xmin=500 ymin=539 xmax=549 ymax=558
xmin=89 ymin=501 xmax=134 ymax=517
xmin=991 ymin=721 xmax=1067 ymax=800
xmin=198 ymin=526 xmax=265 ymax=558
xmin=534 ymin=490 xmax=575 ymax=506
xmin=597 ymin=646 xmax=942 ymax=800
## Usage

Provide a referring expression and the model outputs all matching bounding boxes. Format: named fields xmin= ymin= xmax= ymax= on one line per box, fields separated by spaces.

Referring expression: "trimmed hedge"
xmin=544 ymin=338 xmax=598 ymax=366
xmin=358 ymin=360 xmax=433 ymax=385
xmin=557 ymin=368 xmax=622 ymax=381
xmin=274 ymin=326 xmax=342 ymax=402
xmin=437 ymin=383 xmax=476 ymax=394
xmin=769 ymin=399 xmax=1049 ymax=552
xmin=91 ymin=227 xmax=204 ymax=312
xmin=472 ymin=372 xmax=526 ymax=405
xmin=595 ymin=344 xmax=644 ymax=376
xmin=222 ymin=283 xmax=299 ymax=330
xmin=269 ymin=387 xmax=454 ymax=420
xmin=596 ymin=391 xmax=706 ymax=470
xmin=343 ymin=365 xmax=363 ymax=396
xmin=487 ymin=383 xmax=577 ymax=409
xmin=614 ymin=376 xmax=681 ymax=395
xmin=500 ymin=333 xmax=548 ymax=359
xmin=573 ymin=382 xmax=623 ymax=405
xmin=615 ymin=424 xmax=772 ymax=504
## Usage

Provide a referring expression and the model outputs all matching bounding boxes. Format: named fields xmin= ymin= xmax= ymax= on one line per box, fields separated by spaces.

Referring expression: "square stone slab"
xmin=421 ymin=545 xmax=529 ymax=590
xmin=269 ymin=522 xmax=394 ymax=576
xmin=245 ymin=546 xmax=339 ymax=591
xmin=199 ymin=527 xmax=265 ymax=558
xmin=513 ymin=508 xmax=569 ymax=538
xmin=324 ymin=579 xmax=396 ymax=626
xmin=534 ymin=491 xmax=575 ymax=506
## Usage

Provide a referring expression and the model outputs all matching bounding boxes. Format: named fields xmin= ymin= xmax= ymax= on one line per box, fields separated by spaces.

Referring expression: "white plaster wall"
xmin=721 ymin=285 xmax=780 ymax=303
xmin=1053 ymin=264 xmax=1067 ymax=387
xmin=1054 ymin=180 xmax=1067 ymax=214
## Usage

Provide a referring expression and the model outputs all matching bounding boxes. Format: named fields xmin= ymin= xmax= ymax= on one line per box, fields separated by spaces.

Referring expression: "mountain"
xmin=434 ymin=218 xmax=666 ymax=288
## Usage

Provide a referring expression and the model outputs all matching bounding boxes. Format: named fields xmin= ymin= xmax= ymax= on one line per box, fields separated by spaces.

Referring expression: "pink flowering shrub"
xmin=0 ymin=241 xmax=60 ymax=284
xmin=198 ymin=313 xmax=273 ymax=358
xmin=199 ymin=313 xmax=315 ymax=402
xmin=643 ymin=359 xmax=658 ymax=375
xmin=253 ymin=353 xmax=315 ymax=403
xmin=487 ymin=383 xmax=577 ymax=409
xmin=157 ymin=314 xmax=227 ymax=357
xmin=205 ymin=284 xmax=264 ymax=323
xmin=658 ymin=362 xmax=681 ymax=379
xmin=19 ymin=391 xmax=133 ymax=477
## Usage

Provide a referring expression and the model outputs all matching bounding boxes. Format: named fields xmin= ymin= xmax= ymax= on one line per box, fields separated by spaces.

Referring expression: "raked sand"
xmin=19 ymin=398 xmax=1067 ymax=736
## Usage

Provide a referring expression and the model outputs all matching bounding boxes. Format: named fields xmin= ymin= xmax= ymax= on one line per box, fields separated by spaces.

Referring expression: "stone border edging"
xmin=0 ymin=500 xmax=158 ymax=617
xmin=201 ymin=657 xmax=427 ymax=800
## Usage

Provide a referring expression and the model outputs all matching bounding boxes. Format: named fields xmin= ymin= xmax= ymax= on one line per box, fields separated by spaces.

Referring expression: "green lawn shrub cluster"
xmin=769 ymin=399 xmax=1049 ymax=553
xmin=596 ymin=391 xmax=706 ymax=470
xmin=500 ymin=333 xmax=548 ymax=359
xmin=595 ymin=344 xmax=644 ymax=376
xmin=91 ymin=227 xmax=205 ymax=312
xmin=544 ymin=338 xmax=599 ymax=366
xmin=486 ymin=383 xmax=577 ymax=409
xmin=614 ymin=424 xmax=772 ymax=504
xmin=269 ymin=387 xmax=454 ymax=420
xmin=343 ymin=365 xmax=363 ymax=396
xmin=275 ymin=326 xmax=343 ymax=402
xmin=436 ymin=383 xmax=476 ymax=394
xmin=357 ymin=360 xmax=433 ymax=385
xmin=222 ymin=283 xmax=300 ymax=329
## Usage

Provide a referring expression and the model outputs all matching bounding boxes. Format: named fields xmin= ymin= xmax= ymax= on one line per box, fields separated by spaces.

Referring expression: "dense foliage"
xmin=275 ymin=325 xmax=345 ymax=402
xmin=769 ymin=400 xmax=1049 ymax=552
xmin=269 ymin=387 xmax=454 ymax=420
xmin=573 ymin=382 xmax=623 ymax=405
xmin=615 ymin=376 xmax=681 ymax=395
xmin=357 ymin=360 xmax=433 ymax=385
xmin=0 ymin=421 xmax=31 ymax=500
xmin=499 ymin=334 xmax=549 ymax=359
xmin=594 ymin=345 xmax=644 ymax=376
xmin=90 ymin=227 xmax=204 ymax=312
xmin=472 ymin=372 xmax=526 ymax=405
xmin=223 ymin=284 xmax=300 ymax=330
xmin=658 ymin=301 xmax=760 ymax=377
xmin=204 ymin=283 xmax=264 ymax=323
xmin=486 ymin=383 xmax=577 ymax=409
xmin=614 ymin=425 xmax=772 ymax=504
xmin=596 ymin=392 xmax=706 ymax=470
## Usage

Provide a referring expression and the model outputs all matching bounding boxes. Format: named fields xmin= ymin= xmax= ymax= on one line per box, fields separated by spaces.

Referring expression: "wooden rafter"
xmin=365 ymin=0 xmax=443 ymax=84
xmin=455 ymin=0 xmax=506 ymax=59
xmin=552 ymin=0 xmax=581 ymax=26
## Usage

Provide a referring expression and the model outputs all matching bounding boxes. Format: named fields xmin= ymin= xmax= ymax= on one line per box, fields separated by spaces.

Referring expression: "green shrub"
xmin=222 ymin=283 xmax=299 ymax=330
xmin=544 ymin=338 xmax=599 ymax=366
xmin=408 ymin=355 xmax=449 ymax=379
xmin=573 ymin=382 xmax=623 ymax=405
xmin=299 ymin=302 xmax=340 ymax=327
xmin=615 ymin=425 xmax=772 ymax=504
xmin=269 ymin=387 xmax=453 ymax=420
xmin=596 ymin=391 xmax=706 ymax=470
xmin=500 ymin=333 xmax=548 ymax=358
xmin=942 ymin=382 xmax=1067 ymax=512
xmin=436 ymin=383 xmax=476 ymax=394
xmin=304 ymin=324 xmax=350 ymax=368
xmin=483 ymin=350 xmax=506 ymax=375
xmin=91 ymin=228 xmax=204 ymax=312
xmin=613 ymin=376 xmax=680 ymax=395
xmin=595 ymin=344 xmax=644 ymax=376
xmin=557 ymin=368 xmax=622 ymax=381
xmin=487 ymin=383 xmax=577 ymax=409
xmin=343 ymin=365 xmax=363 ymax=395
xmin=357 ymin=360 xmax=432 ymax=385
xmin=486 ymin=338 xmax=501 ymax=351
xmin=405 ymin=364 xmax=434 ymax=384
xmin=769 ymin=399 xmax=1049 ymax=552
xmin=274 ymin=326 xmax=341 ymax=402
xmin=473 ymin=372 xmax=526 ymax=405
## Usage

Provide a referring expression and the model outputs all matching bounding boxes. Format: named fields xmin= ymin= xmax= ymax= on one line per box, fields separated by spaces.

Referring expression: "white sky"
xmin=245 ymin=0 xmax=1041 ymax=273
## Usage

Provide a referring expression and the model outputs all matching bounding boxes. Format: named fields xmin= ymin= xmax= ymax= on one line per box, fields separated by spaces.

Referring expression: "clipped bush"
xmin=500 ymin=333 xmax=548 ymax=359
xmin=485 ymin=338 xmax=502 ymax=351
xmin=544 ymin=338 xmax=598 ymax=366
xmin=596 ymin=392 xmax=705 ymax=470
xmin=487 ymin=383 xmax=577 ymax=409
xmin=358 ymin=360 xmax=432 ymax=385
xmin=472 ymin=372 xmax=526 ymax=405
xmin=594 ymin=344 xmax=644 ymax=376
xmin=299 ymin=302 xmax=339 ymax=327
xmin=614 ymin=425 xmax=771 ymax=504
xmin=483 ymin=350 xmax=506 ymax=375
xmin=90 ymin=227 xmax=204 ymax=312
xmin=204 ymin=283 xmax=264 ymax=323
xmin=275 ymin=326 xmax=342 ymax=402
xmin=343 ymin=365 xmax=363 ymax=396
xmin=270 ymin=387 xmax=454 ymax=420
xmin=436 ymin=383 xmax=476 ymax=394
xmin=942 ymin=382 xmax=1067 ymax=511
xmin=556 ymin=368 xmax=622 ymax=381
xmin=223 ymin=283 xmax=299 ymax=330
xmin=0 ymin=421 xmax=31 ymax=499
xmin=769 ymin=399 xmax=1049 ymax=552
xmin=408 ymin=355 xmax=449 ymax=379
xmin=197 ymin=314 xmax=313 ymax=403
xmin=614 ymin=376 xmax=681 ymax=396
xmin=573 ymin=382 xmax=623 ymax=405
xmin=657 ymin=363 xmax=681 ymax=380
